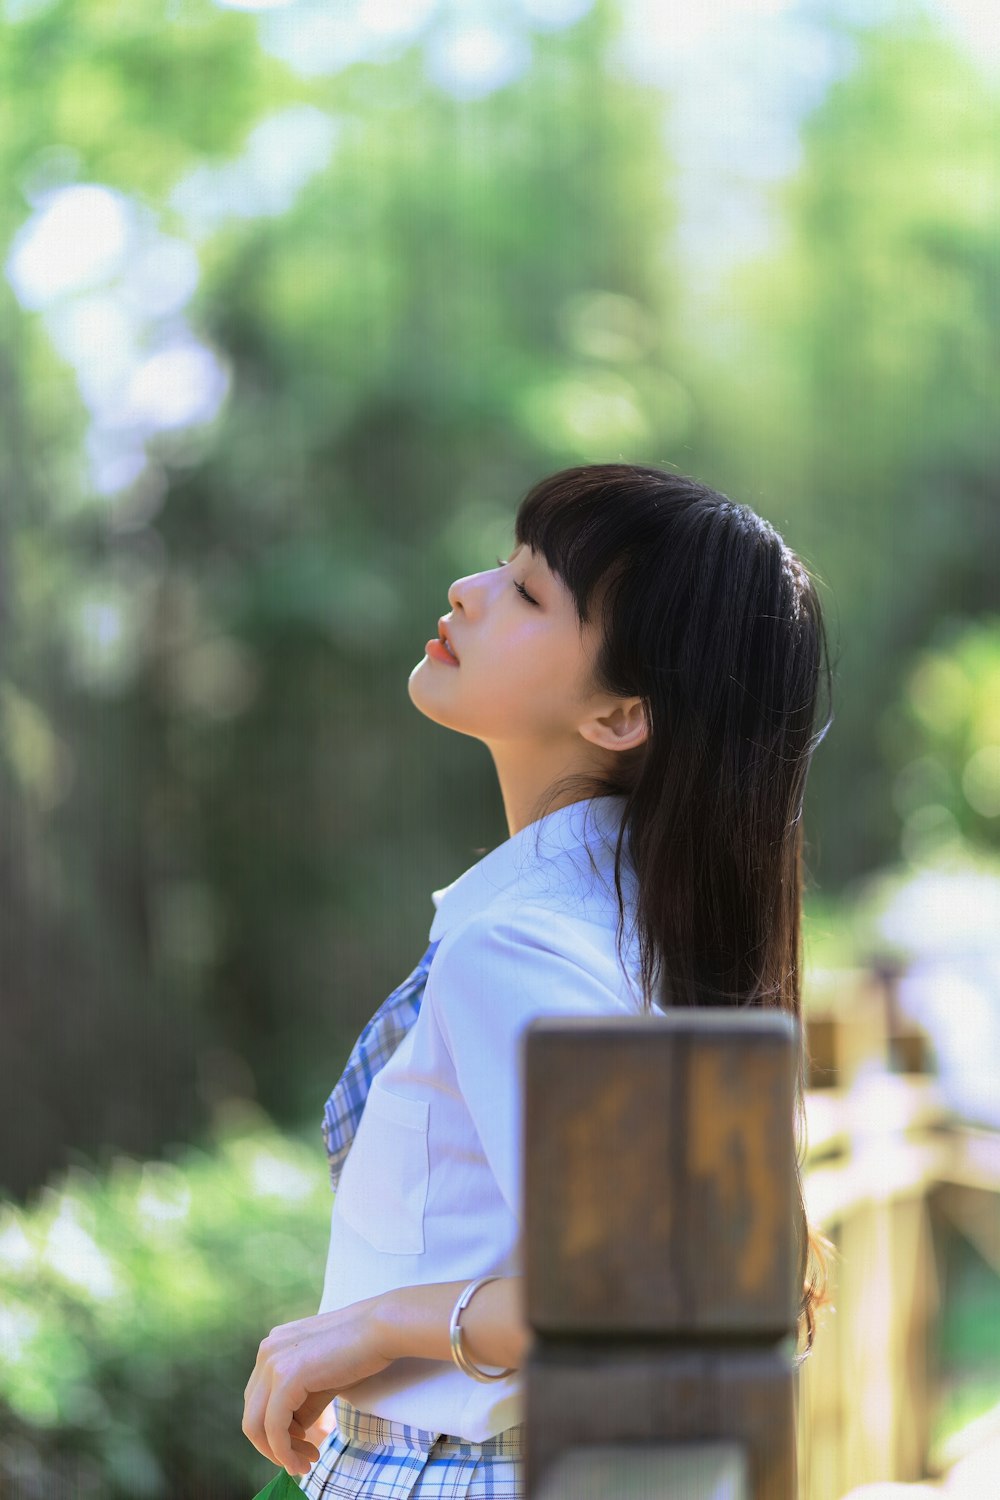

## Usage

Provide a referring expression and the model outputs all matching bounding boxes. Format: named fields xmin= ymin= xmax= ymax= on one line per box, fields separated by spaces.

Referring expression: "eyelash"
xmin=495 ymin=556 xmax=537 ymax=606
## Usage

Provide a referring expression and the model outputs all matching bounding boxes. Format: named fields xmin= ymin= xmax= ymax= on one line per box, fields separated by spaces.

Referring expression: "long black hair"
xmin=516 ymin=462 xmax=836 ymax=1354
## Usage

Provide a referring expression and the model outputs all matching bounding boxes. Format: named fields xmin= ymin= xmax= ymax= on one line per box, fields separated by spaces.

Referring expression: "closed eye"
xmin=495 ymin=556 xmax=538 ymax=606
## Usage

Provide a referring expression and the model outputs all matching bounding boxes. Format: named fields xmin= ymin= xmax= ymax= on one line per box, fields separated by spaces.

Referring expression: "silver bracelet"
xmin=448 ymin=1274 xmax=516 ymax=1382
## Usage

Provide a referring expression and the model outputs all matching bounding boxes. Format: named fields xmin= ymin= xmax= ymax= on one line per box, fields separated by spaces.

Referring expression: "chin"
xmin=406 ymin=662 xmax=439 ymax=711
xmin=407 ymin=670 xmax=470 ymax=735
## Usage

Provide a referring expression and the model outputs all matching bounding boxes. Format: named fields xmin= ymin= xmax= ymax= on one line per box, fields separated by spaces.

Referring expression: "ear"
xmin=580 ymin=697 xmax=648 ymax=754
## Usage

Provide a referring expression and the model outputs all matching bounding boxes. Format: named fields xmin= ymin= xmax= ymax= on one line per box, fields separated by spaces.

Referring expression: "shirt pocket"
xmin=335 ymin=1081 xmax=430 ymax=1255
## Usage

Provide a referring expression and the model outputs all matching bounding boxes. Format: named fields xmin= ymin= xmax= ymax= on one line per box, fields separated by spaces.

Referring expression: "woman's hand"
xmin=242 ymin=1294 xmax=392 ymax=1476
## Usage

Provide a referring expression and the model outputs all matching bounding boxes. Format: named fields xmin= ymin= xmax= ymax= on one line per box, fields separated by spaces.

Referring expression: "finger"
xmin=263 ymin=1382 xmax=300 ymax=1474
xmin=289 ymin=1417 xmax=320 ymax=1452
xmin=281 ymin=1437 xmax=321 ymax=1476
xmin=295 ymin=1390 xmax=337 ymax=1433
xmin=242 ymin=1378 xmax=279 ymax=1467
xmin=244 ymin=1336 xmax=271 ymax=1402
xmin=283 ymin=1410 xmax=319 ymax=1470
xmin=291 ymin=1434 xmax=321 ymax=1468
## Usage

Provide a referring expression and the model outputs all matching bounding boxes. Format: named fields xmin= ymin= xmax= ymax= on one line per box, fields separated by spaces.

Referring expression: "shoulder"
xmin=426 ymin=901 xmax=628 ymax=1033
xmin=432 ymin=900 xmax=600 ymax=972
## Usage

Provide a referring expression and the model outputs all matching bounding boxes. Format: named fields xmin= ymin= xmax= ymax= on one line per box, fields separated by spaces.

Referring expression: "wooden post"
xmin=522 ymin=1011 xmax=801 ymax=1500
xmin=869 ymin=952 xmax=934 ymax=1076
xmin=803 ymin=966 xmax=892 ymax=1090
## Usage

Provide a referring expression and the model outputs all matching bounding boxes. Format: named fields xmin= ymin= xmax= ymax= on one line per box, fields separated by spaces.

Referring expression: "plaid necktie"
xmin=321 ymin=939 xmax=442 ymax=1191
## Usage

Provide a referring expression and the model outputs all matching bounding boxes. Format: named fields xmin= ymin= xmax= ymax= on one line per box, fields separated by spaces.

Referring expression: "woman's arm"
xmin=373 ymin=1275 xmax=532 ymax=1372
xmin=243 ymin=1279 xmax=529 ymax=1474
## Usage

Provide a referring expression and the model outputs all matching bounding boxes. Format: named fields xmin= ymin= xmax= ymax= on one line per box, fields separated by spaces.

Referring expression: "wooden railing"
xmin=519 ymin=965 xmax=1000 ymax=1499
xmin=797 ymin=964 xmax=1000 ymax=1498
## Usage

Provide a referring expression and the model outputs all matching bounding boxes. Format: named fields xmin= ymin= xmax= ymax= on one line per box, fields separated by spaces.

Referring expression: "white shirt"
xmin=315 ymin=793 xmax=650 ymax=1440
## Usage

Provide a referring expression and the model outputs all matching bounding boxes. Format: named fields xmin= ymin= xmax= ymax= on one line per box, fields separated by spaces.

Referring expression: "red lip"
xmin=437 ymin=617 xmax=460 ymax=662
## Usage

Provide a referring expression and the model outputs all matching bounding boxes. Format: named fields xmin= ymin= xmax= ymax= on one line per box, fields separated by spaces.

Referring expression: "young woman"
xmin=242 ymin=461 xmax=835 ymax=1498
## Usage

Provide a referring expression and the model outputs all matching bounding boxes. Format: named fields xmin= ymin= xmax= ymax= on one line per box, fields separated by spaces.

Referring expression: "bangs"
xmin=512 ymin=464 xmax=649 ymax=631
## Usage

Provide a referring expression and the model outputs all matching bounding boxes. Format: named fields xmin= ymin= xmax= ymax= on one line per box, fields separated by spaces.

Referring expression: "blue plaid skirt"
xmin=297 ymin=1396 xmax=524 ymax=1498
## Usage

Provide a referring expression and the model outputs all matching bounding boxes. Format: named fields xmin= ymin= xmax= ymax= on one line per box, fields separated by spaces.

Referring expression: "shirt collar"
xmin=428 ymin=793 xmax=634 ymax=941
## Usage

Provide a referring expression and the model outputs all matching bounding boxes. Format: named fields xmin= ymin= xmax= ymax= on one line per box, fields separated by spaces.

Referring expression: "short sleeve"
xmin=425 ymin=904 xmax=623 ymax=1220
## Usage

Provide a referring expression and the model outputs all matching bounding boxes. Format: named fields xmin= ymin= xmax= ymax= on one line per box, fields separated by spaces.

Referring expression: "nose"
xmin=447 ymin=563 xmax=495 ymax=613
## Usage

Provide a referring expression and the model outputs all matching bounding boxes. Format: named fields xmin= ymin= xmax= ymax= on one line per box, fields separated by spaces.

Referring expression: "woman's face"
xmin=409 ymin=543 xmax=595 ymax=742
xmin=408 ymin=543 xmax=646 ymax=831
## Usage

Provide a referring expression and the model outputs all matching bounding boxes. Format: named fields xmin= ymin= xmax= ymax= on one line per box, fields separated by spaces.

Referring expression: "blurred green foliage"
xmin=928 ymin=1232 xmax=1000 ymax=1473
xmin=716 ymin=13 xmax=1000 ymax=879
xmin=1 ymin=0 xmax=687 ymax=1199
xmin=0 ymin=1108 xmax=330 ymax=1498
xmin=885 ymin=616 xmax=1000 ymax=860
